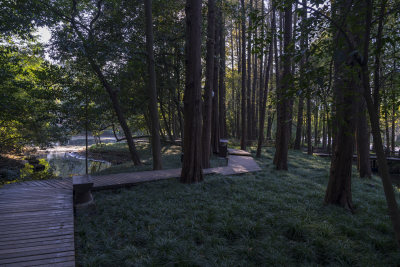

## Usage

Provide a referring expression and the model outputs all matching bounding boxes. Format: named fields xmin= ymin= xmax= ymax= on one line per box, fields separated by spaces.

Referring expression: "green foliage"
xmin=75 ymin=149 xmax=400 ymax=266
xmin=0 ymin=38 xmax=68 ymax=153
xmin=20 ymin=158 xmax=53 ymax=180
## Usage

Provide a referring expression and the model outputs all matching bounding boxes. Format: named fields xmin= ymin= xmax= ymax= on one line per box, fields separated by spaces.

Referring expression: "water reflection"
xmin=37 ymin=151 xmax=111 ymax=177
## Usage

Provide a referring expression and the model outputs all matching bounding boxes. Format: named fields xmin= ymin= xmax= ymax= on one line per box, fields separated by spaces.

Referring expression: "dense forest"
xmin=2 ymin=0 xmax=400 ymax=259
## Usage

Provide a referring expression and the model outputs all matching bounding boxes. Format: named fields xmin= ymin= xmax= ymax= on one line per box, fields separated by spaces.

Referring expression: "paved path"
xmin=0 ymin=178 xmax=75 ymax=266
xmin=0 ymin=149 xmax=260 ymax=266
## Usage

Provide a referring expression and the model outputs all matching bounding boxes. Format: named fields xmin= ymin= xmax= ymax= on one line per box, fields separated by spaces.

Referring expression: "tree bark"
xmin=201 ymin=0 xmax=215 ymax=168
xmin=180 ymin=0 xmax=203 ymax=183
xmin=88 ymin=59 xmax=142 ymax=165
xmin=250 ymin=0 xmax=258 ymax=141
xmin=144 ymin=0 xmax=162 ymax=170
xmin=256 ymin=7 xmax=274 ymax=158
xmin=360 ymin=0 xmax=400 ymax=246
xmin=240 ymin=0 xmax=247 ymax=150
xmin=314 ymin=101 xmax=319 ymax=147
xmin=324 ymin=0 xmax=358 ymax=211
xmin=246 ymin=0 xmax=253 ymax=144
xmin=322 ymin=107 xmax=327 ymax=149
xmin=306 ymin=93 xmax=312 ymax=154
xmin=294 ymin=0 xmax=307 ymax=150
xmin=211 ymin=7 xmax=221 ymax=153
xmin=219 ymin=8 xmax=227 ymax=139
xmin=356 ymin=89 xmax=371 ymax=178
xmin=273 ymin=2 xmax=292 ymax=170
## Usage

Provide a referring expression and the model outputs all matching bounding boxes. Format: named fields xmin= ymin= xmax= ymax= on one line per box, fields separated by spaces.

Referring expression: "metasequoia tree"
xmin=256 ymin=1 xmax=274 ymax=158
xmin=294 ymin=0 xmax=308 ymax=150
xmin=201 ymin=0 xmax=216 ymax=168
xmin=219 ymin=6 xmax=227 ymax=139
xmin=144 ymin=0 xmax=162 ymax=170
xmin=180 ymin=0 xmax=203 ymax=183
xmin=273 ymin=1 xmax=292 ymax=170
xmin=359 ymin=0 xmax=400 ymax=247
xmin=355 ymin=87 xmax=371 ymax=178
xmin=240 ymin=0 xmax=247 ymax=150
xmin=324 ymin=0 xmax=360 ymax=211
xmin=211 ymin=4 xmax=221 ymax=154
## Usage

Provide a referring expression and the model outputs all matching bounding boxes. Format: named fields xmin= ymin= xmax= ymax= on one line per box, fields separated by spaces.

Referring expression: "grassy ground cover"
xmin=87 ymin=142 xmax=227 ymax=175
xmin=75 ymin=148 xmax=400 ymax=266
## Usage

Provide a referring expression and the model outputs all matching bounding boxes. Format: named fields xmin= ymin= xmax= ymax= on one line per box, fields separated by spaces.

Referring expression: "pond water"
xmin=34 ymin=135 xmax=118 ymax=178
xmin=36 ymin=151 xmax=112 ymax=178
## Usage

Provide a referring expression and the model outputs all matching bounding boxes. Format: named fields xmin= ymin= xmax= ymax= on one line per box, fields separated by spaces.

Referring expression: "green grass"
xmin=75 ymin=148 xmax=400 ymax=266
xmin=89 ymin=142 xmax=227 ymax=175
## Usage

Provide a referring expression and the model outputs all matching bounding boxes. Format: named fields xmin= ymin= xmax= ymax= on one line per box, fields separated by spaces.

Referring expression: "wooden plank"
xmin=0 ymin=204 xmax=72 ymax=213
xmin=0 ymin=236 xmax=74 ymax=250
xmin=0 ymin=229 xmax=73 ymax=242
xmin=0 ymin=216 xmax=72 ymax=227
xmin=6 ymin=257 xmax=75 ymax=267
xmin=0 ymin=241 xmax=74 ymax=257
xmin=0 ymin=250 xmax=75 ymax=265
xmin=0 ymin=181 xmax=75 ymax=266
xmin=0 ymin=224 xmax=73 ymax=236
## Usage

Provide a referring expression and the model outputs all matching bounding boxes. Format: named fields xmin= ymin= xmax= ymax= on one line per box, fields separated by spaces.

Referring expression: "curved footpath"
xmin=0 ymin=149 xmax=260 ymax=266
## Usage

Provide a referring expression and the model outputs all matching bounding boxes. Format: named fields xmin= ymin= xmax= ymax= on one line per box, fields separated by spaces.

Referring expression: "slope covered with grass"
xmin=75 ymin=148 xmax=400 ymax=266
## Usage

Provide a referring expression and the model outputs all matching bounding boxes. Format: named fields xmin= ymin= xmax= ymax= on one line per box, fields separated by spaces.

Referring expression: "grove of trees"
xmin=1 ymin=0 xmax=400 ymax=246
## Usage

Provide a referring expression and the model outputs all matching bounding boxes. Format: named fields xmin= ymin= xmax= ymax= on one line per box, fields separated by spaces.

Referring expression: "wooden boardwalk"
xmin=91 ymin=151 xmax=261 ymax=190
xmin=0 ymin=149 xmax=260 ymax=266
xmin=0 ymin=178 xmax=75 ymax=266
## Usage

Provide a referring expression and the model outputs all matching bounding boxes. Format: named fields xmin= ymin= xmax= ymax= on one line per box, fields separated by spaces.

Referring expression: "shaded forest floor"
xmin=75 ymin=148 xmax=400 ymax=266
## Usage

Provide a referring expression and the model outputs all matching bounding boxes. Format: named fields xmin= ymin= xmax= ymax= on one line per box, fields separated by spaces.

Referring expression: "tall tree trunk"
xmin=236 ymin=21 xmax=241 ymax=138
xmin=219 ymin=8 xmax=227 ymax=139
xmin=324 ymin=0 xmax=359 ymax=211
xmin=273 ymin=2 xmax=292 ymax=170
xmin=272 ymin=4 xmax=280 ymax=155
xmin=174 ymin=45 xmax=184 ymax=139
xmin=392 ymin=102 xmax=396 ymax=155
xmin=181 ymin=0 xmax=203 ymax=183
xmin=246 ymin=0 xmax=253 ymax=144
xmin=201 ymin=0 xmax=215 ymax=168
xmin=251 ymin=0 xmax=258 ymax=141
xmin=212 ymin=7 xmax=221 ymax=153
xmin=230 ymin=18 xmax=236 ymax=138
xmin=256 ymin=6 xmax=274 ymax=158
xmin=385 ymin=104 xmax=390 ymax=155
xmin=314 ymin=102 xmax=319 ymax=147
xmin=240 ymin=0 xmax=247 ymax=150
xmin=322 ymin=109 xmax=327 ymax=149
xmin=361 ymin=0 xmax=400 ymax=247
xmin=87 ymin=59 xmax=142 ymax=165
xmin=266 ymin=108 xmax=274 ymax=141
xmin=288 ymin=2 xmax=298 ymax=147
xmin=391 ymin=46 xmax=397 ymax=155
xmin=160 ymin=100 xmax=175 ymax=143
xmin=295 ymin=0 xmax=308 ymax=150
xmin=327 ymin=110 xmax=331 ymax=153
xmin=356 ymin=85 xmax=371 ymax=178
xmin=306 ymin=94 xmax=312 ymax=154
xmin=144 ymin=0 xmax=162 ymax=170
xmin=325 ymin=60 xmax=357 ymax=211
